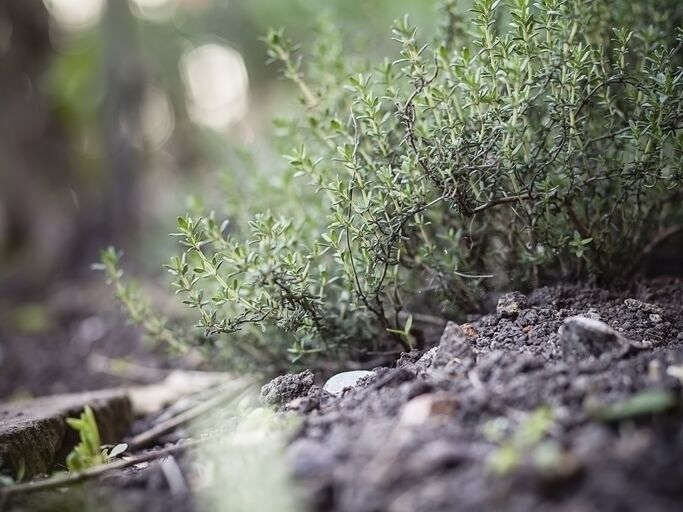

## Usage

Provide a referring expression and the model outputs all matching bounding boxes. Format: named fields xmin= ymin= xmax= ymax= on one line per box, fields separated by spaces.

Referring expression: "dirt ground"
xmin=3 ymin=277 xmax=683 ymax=511
xmin=0 ymin=279 xmax=197 ymax=399
xmin=284 ymin=277 xmax=683 ymax=512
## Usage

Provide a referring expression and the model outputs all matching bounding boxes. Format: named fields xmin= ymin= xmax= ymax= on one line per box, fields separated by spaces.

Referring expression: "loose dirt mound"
xmin=285 ymin=278 xmax=683 ymax=512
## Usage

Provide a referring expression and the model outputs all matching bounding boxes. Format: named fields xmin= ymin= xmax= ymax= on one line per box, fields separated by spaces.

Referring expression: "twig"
xmin=469 ymin=194 xmax=533 ymax=215
xmin=566 ymin=202 xmax=591 ymax=239
xmin=87 ymin=354 xmax=171 ymax=383
xmin=127 ymin=380 xmax=251 ymax=451
xmin=0 ymin=437 xmax=209 ymax=497
xmin=159 ymin=456 xmax=189 ymax=497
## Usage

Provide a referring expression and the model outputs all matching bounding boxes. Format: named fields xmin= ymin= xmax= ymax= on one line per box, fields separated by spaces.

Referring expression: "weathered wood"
xmin=0 ymin=389 xmax=132 ymax=479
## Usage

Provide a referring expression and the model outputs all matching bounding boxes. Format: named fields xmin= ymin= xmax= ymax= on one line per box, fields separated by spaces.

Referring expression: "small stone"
xmin=648 ymin=360 xmax=663 ymax=382
xmin=399 ymin=393 xmax=458 ymax=427
xmin=649 ymin=314 xmax=662 ymax=324
xmin=584 ymin=308 xmax=601 ymax=320
xmin=415 ymin=347 xmax=437 ymax=372
xmin=667 ymin=365 xmax=683 ymax=383
xmin=496 ymin=291 xmax=528 ymax=317
xmin=461 ymin=323 xmax=479 ymax=337
xmin=559 ymin=316 xmax=624 ymax=359
xmin=395 ymin=350 xmax=421 ymax=368
xmin=624 ymin=298 xmax=663 ymax=315
xmin=260 ymin=370 xmax=315 ymax=406
xmin=432 ymin=322 xmax=474 ymax=368
xmin=285 ymin=397 xmax=305 ymax=411
xmin=323 ymin=370 xmax=374 ymax=396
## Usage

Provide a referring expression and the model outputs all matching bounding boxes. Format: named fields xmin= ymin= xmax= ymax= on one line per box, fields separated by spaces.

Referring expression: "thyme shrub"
xmin=106 ymin=0 xmax=682 ymax=371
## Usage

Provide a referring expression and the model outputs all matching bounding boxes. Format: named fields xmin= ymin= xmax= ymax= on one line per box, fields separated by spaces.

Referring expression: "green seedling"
xmin=588 ymin=389 xmax=678 ymax=422
xmin=386 ymin=314 xmax=414 ymax=347
xmin=65 ymin=406 xmax=128 ymax=472
xmin=485 ymin=407 xmax=563 ymax=475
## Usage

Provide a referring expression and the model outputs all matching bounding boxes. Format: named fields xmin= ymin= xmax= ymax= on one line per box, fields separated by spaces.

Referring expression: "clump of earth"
xmin=265 ymin=277 xmax=683 ymax=512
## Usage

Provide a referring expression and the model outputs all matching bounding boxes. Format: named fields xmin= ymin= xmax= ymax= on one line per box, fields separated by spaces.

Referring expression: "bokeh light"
xmin=180 ymin=42 xmax=249 ymax=131
xmin=140 ymin=85 xmax=175 ymax=148
xmin=43 ymin=0 xmax=106 ymax=31
xmin=128 ymin=0 xmax=178 ymax=22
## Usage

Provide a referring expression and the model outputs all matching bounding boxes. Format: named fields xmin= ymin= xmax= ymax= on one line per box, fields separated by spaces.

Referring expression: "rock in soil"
xmin=624 ymin=298 xmax=664 ymax=315
xmin=559 ymin=315 xmax=625 ymax=359
xmin=496 ymin=291 xmax=529 ymax=317
xmin=260 ymin=369 xmax=315 ymax=406
xmin=323 ymin=371 xmax=375 ymax=396
xmin=399 ymin=393 xmax=458 ymax=427
xmin=283 ymin=278 xmax=683 ymax=512
xmin=432 ymin=322 xmax=474 ymax=369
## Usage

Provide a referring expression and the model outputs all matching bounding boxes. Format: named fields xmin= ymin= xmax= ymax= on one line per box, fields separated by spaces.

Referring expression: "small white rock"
xmin=624 ymin=298 xmax=663 ymax=315
xmin=323 ymin=370 xmax=374 ymax=396
xmin=584 ymin=308 xmax=601 ymax=320
xmin=399 ymin=393 xmax=458 ymax=427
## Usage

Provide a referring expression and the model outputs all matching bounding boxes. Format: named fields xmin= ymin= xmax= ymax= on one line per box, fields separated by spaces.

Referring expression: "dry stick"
xmin=150 ymin=376 xmax=242 ymax=426
xmin=127 ymin=380 xmax=252 ymax=451
xmin=0 ymin=436 xmax=210 ymax=497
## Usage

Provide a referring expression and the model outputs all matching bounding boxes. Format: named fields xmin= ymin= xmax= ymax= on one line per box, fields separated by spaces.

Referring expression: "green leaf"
xmin=590 ymin=390 xmax=678 ymax=422
xmin=107 ymin=443 xmax=128 ymax=460
xmin=404 ymin=314 xmax=413 ymax=335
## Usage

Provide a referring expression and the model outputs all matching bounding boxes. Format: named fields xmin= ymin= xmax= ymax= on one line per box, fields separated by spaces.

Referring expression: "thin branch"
xmin=566 ymin=202 xmax=591 ymax=240
xmin=469 ymin=193 xmax=533 ymax=215
xmin=0 ymin=437 xmax=210 ymax=497
xmin=127 ymin=380 xmax=251 ymax=451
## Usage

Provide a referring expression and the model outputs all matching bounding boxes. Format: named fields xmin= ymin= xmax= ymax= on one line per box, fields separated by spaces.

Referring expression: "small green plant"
xmin=588 ymin=389 xmax=678 ymax=422
xmin=484 ymin=407 xmax=563 ymax=474
xmin=104 ymin=0 xmax=682 ymax=371
xmin=65 ymin=406 xmax=127 ymax=472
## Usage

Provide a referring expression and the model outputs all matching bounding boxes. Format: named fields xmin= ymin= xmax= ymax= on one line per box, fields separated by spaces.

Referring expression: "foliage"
xmin=588 ymin=389 xmax=678 ymax=421
xmin=484 ymin=407 xmax=563 ymax=474
xmin=65 ymin=406 xmax=127 ymax=472
xmin=106 ymin=0 xmax=682 ymax=371
xmin=97 ymin=249 xmax=188 ymax=354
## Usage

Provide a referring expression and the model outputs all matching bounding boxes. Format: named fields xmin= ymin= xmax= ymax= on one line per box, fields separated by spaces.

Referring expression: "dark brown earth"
xmin=0 ymin=279 xmax=197 ymax=399
xmin=2 ymin=277 xmax=683 ymax=512
xmin=282 ymin=277 xmax=683 ymax=512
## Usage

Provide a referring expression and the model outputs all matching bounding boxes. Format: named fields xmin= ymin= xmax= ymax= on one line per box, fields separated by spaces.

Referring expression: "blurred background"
xmin=0 ymin=0 xmax=439 ymax=397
